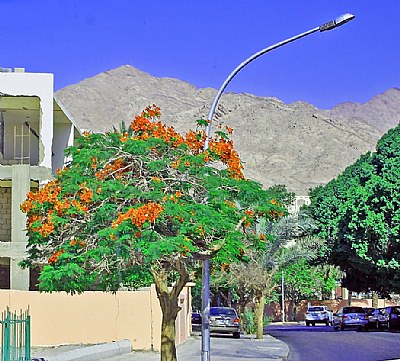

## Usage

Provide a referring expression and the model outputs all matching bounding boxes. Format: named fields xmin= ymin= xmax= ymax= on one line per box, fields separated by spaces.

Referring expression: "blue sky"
xmin=1 ymin=0 xmax=399 ymax=109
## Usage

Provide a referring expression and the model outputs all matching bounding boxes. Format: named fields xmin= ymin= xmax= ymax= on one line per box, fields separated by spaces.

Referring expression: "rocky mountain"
xmin=55 ymin=65 xmax=399 ymax=196
xmin=331 ymin=87 xmax=400 ymax=132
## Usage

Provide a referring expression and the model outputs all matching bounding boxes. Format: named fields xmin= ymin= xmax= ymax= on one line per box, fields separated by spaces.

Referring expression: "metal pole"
xmin=203 ymin=26 xmax=320 ymax=149
xmin=200 ymin=14 xmax=354 ymax=360
xmin=282 ymin=271 xmax=285 ymax=323
xmin=201 ymin=258 xmax=210 ymax=361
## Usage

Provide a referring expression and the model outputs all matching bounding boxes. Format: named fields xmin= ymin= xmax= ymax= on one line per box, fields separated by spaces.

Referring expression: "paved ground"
xmin=31 ymin=333 xmax=289 ymax=361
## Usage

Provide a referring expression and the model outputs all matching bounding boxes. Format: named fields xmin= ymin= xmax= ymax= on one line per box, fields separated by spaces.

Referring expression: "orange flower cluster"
xmin=70 ymin=239 xmax=86 ymax=247
xmin=112 ymin=202 xmax=164 ymax=229
xmin=120 ymin=132 xmax=129 ymax=142
xmin=244 ymin=209 xmax=254 ymax=217
xmin=142 ymin=104 xmax=161 ymax=118
xmin=40 ymin=220 xmax=55 ymax=237
xmin=131 ymin=115 xmax=185 ymax=146
xmin=270 ymin=199 xmax=281 ymax=206
xmin=162 ymin=194 xmax=180 ymax=204
xmin=224 ymin=200 xmax=236 ymax=208
xmin=209 ymin=138 xmax=244 ymax=179
xmin=95 ymin=158 xmax=127 ymax=180
xmin=269 ymin=210 xmax=284 ymax=219
xmin=71 ymin=199 xmax=89 ymax=213
xmin=48 ymin=250 xmax=64 ymax=265
xmin=127 ymin=105 xmax=244 ymax=178
xmin=53 ymin=199 xmax=71 ymax=215
xmin=184 ymin=130 xmax=205 ymax=153
xmin=21 ymin=180 xmax=61 ymax=214
xmin=79 ymin=187 xmax=93 ymax=203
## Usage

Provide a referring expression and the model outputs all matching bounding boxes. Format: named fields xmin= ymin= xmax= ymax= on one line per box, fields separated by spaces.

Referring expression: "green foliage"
xmin=307 ymin=125 xmax=400 ymax=293
xmin=242 ymin=308 xmax=255 ymax=334
xmin=21 ymin=110 xmax=286 ymax=294
xmin=280 ymin=260 xmax=341 ymax=301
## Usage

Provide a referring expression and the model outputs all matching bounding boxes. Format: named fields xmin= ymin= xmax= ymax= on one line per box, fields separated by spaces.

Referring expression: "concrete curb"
xmin=45 ymin=339 xmax=132 ymax=361
xmin=264 ymin=334 xmax=290 ymax=361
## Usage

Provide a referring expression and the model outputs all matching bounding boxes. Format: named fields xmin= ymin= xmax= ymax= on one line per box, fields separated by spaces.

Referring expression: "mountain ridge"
xmin=56 ymin=65 xmax=398 ymax=195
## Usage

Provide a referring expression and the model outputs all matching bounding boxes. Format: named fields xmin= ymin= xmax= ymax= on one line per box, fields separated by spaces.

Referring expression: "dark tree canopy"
xmin=307 ymin=124 xmax=400 ymax=294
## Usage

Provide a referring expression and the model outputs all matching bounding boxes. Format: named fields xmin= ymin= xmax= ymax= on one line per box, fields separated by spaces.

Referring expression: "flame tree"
xmin=21 ymin=106 xmax=287 ymax=361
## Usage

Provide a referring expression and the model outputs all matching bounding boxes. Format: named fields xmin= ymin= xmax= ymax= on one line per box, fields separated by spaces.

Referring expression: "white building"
xmin=288 ymin=196 xmax=311 ymax=215
xmin=0 ymin=68 xmax=80 ymax=290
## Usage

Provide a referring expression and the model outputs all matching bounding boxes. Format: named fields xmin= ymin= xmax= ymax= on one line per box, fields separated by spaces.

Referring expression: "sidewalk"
xmin=31 ymin=333 xmax=289 ymax=361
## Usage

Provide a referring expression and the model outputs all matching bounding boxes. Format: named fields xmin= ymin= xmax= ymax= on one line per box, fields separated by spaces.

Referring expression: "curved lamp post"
xmin=201 ymin=13 xmax=354 ymax=361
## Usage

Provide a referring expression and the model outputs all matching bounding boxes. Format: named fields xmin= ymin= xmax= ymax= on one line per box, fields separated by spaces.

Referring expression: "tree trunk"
xmin=151 ymin=264 xmax=189 ymax=361
xmin=372 ymin=291 xmax=379 ymax=308
xmin=290 ymin=300 xmax=298 ymax=322
xmin=237 ymin=291 xmax=249 ymax=332
xmin=254 ymin=292 xmax=266 ymax=339
xmin=347 ymin=290 xmax=352 ymax=306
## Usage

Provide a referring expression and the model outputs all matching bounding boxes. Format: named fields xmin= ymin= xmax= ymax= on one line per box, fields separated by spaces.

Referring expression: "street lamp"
xmin=203 ymin=13 xmax=354 ymax=149
xmin=201 ymin=13 xmax=354 ymax=361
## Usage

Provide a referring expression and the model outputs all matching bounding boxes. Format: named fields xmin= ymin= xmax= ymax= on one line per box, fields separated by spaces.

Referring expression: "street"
xmin=266 ymin=323 xmax=400 ymax=361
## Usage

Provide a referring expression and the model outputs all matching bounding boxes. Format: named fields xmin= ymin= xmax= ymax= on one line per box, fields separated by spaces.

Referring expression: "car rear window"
xmin=210 ymin=308 xmax=236 ymax=316
xmin=343 ymin=307 xmax=365 ymax=314
xmin=308 ymin=307 xmax=324 ymax=312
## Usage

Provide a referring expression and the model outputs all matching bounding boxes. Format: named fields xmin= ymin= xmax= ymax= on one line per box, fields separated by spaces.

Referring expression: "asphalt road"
xmin=266 ymin=323 xmax=400 ymax=361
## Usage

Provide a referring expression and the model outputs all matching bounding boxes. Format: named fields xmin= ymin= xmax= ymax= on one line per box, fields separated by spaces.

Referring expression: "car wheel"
xmin=305 ymin=321 xmax=310 ymax=326
xmin=233 ymin=332 xmax=240 ymax=339
xmin=312 ymin=322 xmax=315 ymax=326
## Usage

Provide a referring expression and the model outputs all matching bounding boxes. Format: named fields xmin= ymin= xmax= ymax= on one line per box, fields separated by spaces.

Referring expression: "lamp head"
xmin=319 ymin=13 xmax=355 ymax=32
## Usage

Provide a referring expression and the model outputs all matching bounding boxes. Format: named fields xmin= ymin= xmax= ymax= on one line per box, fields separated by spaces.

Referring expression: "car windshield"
xmin=343 ymin=307 xmax=365 ymax=314
xmin=210 ymin=308 xmax=236 ymax=316
xmin=308 ymin=307 xmax=324 ymax=312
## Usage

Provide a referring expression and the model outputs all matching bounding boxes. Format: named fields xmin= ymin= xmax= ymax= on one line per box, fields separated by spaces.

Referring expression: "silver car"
xmin=305 ymin=306 xmax=333 ymax=326
xmin=210 ymin=307 xmax=241 ymax=338
xmin=333 ymin=306 xmax=368 ymax=331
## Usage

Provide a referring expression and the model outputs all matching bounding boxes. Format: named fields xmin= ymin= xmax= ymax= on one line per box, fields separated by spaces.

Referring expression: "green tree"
xmin=307 ymin=125 xmax=400 ymax=294
xmin=281 ymin=261 xmax=341 ymax=320
xmin=224 ymin=212 xmax=322 ymax=339
xmin=21 ymin=106 xmax=285 ymax=361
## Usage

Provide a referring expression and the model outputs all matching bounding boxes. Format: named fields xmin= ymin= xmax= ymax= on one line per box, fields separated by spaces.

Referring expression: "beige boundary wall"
xmin=264 ymin=298 xmax=398 ymax=322
xmin=0 ymin=284 xmax=192 ymax=351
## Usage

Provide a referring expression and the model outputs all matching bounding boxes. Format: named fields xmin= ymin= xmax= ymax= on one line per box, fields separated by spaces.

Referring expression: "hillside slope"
xmin=56 ymin=65 xmax=391 ymax=195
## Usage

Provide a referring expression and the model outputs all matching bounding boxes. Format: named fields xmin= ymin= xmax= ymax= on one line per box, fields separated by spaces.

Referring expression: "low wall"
xmin=0 ymin=284 xmax=192 ymax=351
xmin=264 ymin=298 xmax=398 ymax=322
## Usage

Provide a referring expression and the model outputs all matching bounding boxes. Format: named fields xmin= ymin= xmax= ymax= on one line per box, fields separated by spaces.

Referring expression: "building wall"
xmin=0 ymin=187 xmax=11 ymax=241
xmin=0 ymin=285 xmax=192 ymax=351
xmin=0 ymin=70 xmax=76 ymax=291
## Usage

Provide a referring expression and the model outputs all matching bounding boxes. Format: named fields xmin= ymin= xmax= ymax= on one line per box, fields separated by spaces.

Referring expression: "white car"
xmin=305 ymin=305 xmax=333 ymax=326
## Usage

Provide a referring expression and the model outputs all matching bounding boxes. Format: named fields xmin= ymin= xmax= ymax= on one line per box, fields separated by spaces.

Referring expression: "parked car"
xmin=333 ymin=306 xmax=368 ymax=331
xmin=385 ymin=306 xmax=400 ymax=330
xmin=364 ymin=307 xmax=389 ymax=330
xmin=209 ymin=307 xmax=240 ymax=338
xmin=305 ymin=305 xmax=333 ymax=326
xmin=191 ymin=312 xmax=202 ymax=332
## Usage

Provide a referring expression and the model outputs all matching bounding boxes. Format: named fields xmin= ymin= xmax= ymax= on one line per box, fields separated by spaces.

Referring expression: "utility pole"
xmin=282 ymin=271 xmax=285 ymax=323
